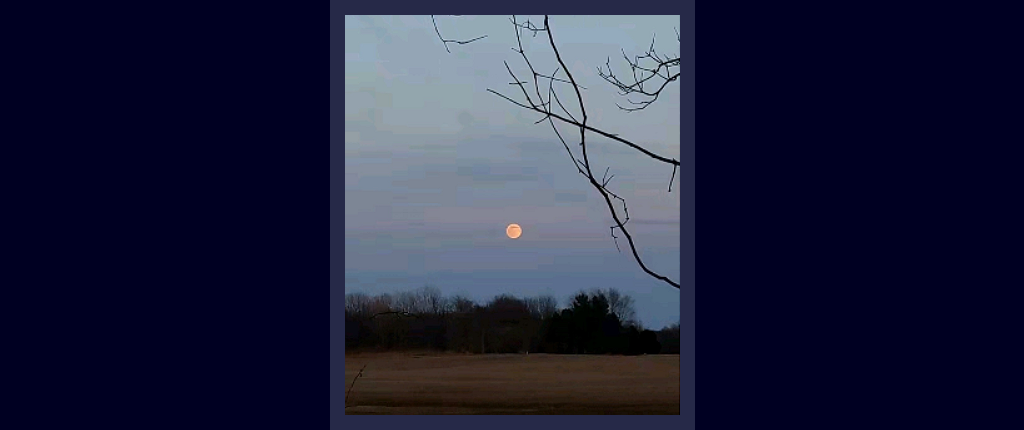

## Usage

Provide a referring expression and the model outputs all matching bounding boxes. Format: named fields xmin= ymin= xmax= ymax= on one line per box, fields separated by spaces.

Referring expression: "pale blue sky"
xmin=345 ymin=15 xmax=681 ymax=329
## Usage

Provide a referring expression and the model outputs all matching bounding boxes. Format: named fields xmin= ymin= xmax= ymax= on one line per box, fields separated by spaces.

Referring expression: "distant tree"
xmin=623 ymin=325 xmax=642 ymax=355
xmin=604 ymin=288 xmax=637 ymax=326
xmin=345 ymin=311 xmax=360 ymax=349
xmin=415 ymin=285 xmax=447 ymax=315
xmin=440 ymin=297 xmax=476 ymax=353
xmin=656 ymin=323 xmax=680 ymax=354
xmin=639 ymin=330 xmax=662 ymax=354
xmin=345 ymin=292 xmax=373 ymax=319
xmin=345 ymin=287 xmax=667 ymax=355
xmin=536 ymin=295 xmax=558 ymax=319
xmin=552 ymin=290 xmax=622 ymax=354
xmin=484 ymin=295 xmax=533 ymax=353
xmin=370 ymin=293 xmax=392 ymax=314
xmin=450 ymin=295 xmax=476 ymax=313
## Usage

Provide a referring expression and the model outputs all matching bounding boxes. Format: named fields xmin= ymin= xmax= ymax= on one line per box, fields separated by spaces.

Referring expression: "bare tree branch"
xmin=485 ymin=88 xmax=679 ymax=167
xmin=536 ymin=71 xmax=586 ymax=89
xmin=432 ymin=15 xmax=487 ymax=54
xmin=440 ymin=15 xmax=682 ymax=289
xmin=668 ymin=164 xmax=678 ymax=193
xmin=543 ymin=16 xmax=679 ymax=289
xmin=369 ymin=310 xmax=421 ymax=319
xmin=597 ymin=32 xmax=679 ymax=112
xmin=611 ymin=226 xmax=621 ymax=252
xmin=344 ymin=364 xmax=367 ymax=409
xmin=510 ymin=16 xmax=547 ymax=36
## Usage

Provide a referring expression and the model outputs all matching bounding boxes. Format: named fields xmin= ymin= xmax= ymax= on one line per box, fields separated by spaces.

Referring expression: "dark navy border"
xmin=330 ymin=2 xmax=348 ymax=425
xmin=678 ymin=5 xmax=696 ymax=428
xmin=41 ymin=3 xmax=333 ymax=427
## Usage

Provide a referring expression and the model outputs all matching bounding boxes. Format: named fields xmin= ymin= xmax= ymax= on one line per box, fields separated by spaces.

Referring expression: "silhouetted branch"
xmin=601 ymin=167 xmax=612 ymax=187
xmin=485 ymin=88 xmax=679 ymax=167
xmin=445 ymin=15 xmax=682 ymax=289
xmin=432 ymin=15 xmax=487 ymax=54
xmin=668 ymin=164 xmax=677 ymax=192
xmin=510 ymin=16 xmax=547 ymax=36
xmin=548 ymin=70 xmax=580 ymax=123
xmin=344 ymin=364 xmax=367 ymax=409
xmin=370 ymin=310 xmax=421 ymax=319
xmin=542 ymin=16 xmax=679 ymax=289
xmin=597 ymin=32 xmax=679 ymax=112
xmin=536 ymin=71 xmax=585 ymax=89
xmin=610 ymin=226 xmax=621 ymax=252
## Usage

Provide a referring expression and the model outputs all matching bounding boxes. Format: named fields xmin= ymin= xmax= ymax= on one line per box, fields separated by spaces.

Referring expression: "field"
xmin=344 ymin=352 xmax=680 ymax=414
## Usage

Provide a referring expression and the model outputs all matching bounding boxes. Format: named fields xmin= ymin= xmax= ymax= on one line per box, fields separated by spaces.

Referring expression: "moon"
xmin=506 ymin=223 xmax=522 ymax=239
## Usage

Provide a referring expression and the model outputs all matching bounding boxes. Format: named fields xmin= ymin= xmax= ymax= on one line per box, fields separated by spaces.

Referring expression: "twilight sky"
xmin=344 ymin=15 xmax=681 ymax=329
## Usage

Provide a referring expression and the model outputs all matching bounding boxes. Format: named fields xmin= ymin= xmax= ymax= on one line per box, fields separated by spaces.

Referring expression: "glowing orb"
xmin=506 ymin=223 xmax=522 ymax=239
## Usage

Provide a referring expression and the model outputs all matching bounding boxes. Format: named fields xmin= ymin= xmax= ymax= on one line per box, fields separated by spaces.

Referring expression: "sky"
xmin=344 ymin=15 xmax=681 ymax=329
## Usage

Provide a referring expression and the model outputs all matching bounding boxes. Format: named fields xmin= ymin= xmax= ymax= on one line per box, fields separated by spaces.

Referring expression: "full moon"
xmin=506 ymin=223 xmax=522 ymax=239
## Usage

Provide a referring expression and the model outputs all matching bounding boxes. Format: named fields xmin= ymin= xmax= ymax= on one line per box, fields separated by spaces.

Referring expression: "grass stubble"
xmin=343 ymin=352 xmax=680 ymax=415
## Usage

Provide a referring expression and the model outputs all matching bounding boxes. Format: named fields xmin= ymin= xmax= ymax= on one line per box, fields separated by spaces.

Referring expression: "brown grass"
xmin=343 ymin=352 xmax=680 ymax=414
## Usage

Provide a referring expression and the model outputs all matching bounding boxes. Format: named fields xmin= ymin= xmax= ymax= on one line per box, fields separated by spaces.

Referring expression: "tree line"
xmin=345 ymin=286 xmax=680 ymax=355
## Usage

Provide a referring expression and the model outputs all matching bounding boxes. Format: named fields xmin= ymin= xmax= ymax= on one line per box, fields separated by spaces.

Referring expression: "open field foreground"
xmin=344 ymin=352 xmax=680 ymax=414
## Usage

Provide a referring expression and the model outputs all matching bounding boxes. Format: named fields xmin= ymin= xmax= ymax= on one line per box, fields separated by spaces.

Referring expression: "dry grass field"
xmin=344 ymin=352 xmax=680 ymax=414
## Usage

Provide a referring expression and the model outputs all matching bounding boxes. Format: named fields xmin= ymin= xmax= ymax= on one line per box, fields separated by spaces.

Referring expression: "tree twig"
xmin=596 ymin=31 xmax=679 ymax=112
xmin=432 ymin=15 xmax=487 ymax=54
xmin=344 ymin=364 xmax=367 ymax=409
xmin=370 ymin=310 xmax=421 ymax=319
xmin=486 ymin=88 xmax=679 ymax=167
